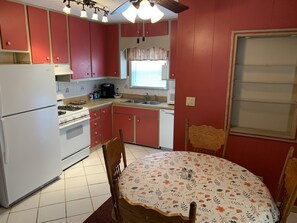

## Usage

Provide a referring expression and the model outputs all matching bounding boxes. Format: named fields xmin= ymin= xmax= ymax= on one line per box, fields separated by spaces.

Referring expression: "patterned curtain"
xmin=127 ymin=47 xmax=168 ymax=60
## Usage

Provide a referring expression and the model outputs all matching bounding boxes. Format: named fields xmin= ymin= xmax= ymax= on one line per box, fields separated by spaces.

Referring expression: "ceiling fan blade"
xmin=110 ymin=1 xmax=130 ymax=15
xmin=156 ymin=0 xmax=189 ymax=13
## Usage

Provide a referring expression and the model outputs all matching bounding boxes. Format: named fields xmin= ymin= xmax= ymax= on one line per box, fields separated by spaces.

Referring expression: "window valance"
xmin=127 ymin=47 xmax=168 ymax=61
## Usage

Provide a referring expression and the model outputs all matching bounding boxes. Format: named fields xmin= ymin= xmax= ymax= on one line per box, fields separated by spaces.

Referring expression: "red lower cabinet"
xmin=90 ymin=106 xmax=112 ymax=148
xmin=113 ymin=113 xmax=134 ymax=143
xmin=136 ymin=116 xmax=159 ymax=147
xmin=113 ymin=106 xmax=159 ymax=148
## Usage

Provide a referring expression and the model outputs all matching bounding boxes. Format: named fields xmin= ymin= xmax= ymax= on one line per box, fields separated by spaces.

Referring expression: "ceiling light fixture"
xmin=91 ymin=8 xmax=98 ymax=20
xmin=62 ymin=0 xmax=109 ymax=22
xmin=102 ymin=11 xmax=108 ymax=23
xmin=80 ymin=4 xmax=87 ymax=18
xmin=122 ymin=0 xmax=164 ymax=23
xmin=63 ymin=0 xmax=71 ymax=14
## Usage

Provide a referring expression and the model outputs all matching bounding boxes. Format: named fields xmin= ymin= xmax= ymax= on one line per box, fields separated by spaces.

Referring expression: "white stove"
xmin=56 ymin=95 xmax=90 ymax=170
xmin=58 ymin=105 xmax=90 ymax=127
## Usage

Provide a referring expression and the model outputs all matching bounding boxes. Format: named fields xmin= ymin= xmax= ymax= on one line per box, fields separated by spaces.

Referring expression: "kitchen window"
xmin=228 ymin=30 xmax=297 ymax=140
xmin=128 ymin=47 xmax=168 ymax=89
xmin=130 ymin=60 xmax=167 ymax=89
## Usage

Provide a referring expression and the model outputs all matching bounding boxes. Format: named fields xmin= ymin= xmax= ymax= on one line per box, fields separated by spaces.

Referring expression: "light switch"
xmin=186 ymin=97 xmax=196 ymax=106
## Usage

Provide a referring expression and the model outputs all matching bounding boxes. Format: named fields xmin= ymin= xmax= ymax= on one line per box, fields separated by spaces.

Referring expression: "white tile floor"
xmin=0 ymin=144 xmax=297 ymax=223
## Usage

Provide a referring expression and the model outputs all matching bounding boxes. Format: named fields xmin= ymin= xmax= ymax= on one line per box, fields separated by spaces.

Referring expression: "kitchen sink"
xmin=124 ymin=99 xmax=163 ymax=105
xmin=141 ymin=101 xmax=163 ymax=105
xmin=125 ymin=99 xmax=145 ymax=103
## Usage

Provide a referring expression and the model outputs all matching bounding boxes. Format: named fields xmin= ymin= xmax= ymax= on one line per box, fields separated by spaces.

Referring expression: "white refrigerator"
xmin=0 ymin=64 xmax=62 ymax=208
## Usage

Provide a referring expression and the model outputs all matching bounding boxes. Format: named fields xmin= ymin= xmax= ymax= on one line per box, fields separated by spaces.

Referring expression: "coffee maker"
xmin=100 ymin=83 xmax=115 ymax=98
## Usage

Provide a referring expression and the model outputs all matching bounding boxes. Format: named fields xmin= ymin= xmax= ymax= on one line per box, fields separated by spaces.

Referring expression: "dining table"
xmin=118 ymin=151 xmax=279 ymax=223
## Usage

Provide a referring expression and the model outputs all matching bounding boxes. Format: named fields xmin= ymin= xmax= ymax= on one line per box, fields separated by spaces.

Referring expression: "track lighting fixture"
xmin=62 ymin=0 xmax=109 ymax=22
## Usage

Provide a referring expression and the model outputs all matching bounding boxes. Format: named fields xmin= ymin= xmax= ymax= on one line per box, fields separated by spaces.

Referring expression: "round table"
xmin=119 ymin=151 xmax=279 ymax=223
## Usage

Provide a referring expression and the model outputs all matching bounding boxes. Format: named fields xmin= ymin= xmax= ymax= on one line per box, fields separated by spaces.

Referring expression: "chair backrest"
xmin=278 ymin=157 xmax=297 ymax=223
xmin=118 ymin=194 xmax=197 ymax=223
xmin=275 ymin=146 xmax=295 ymax=202
xmin=102 ymin=129 xmax=127 ymax=220
xmin=185 ymin=119 xmax=226 ymax=156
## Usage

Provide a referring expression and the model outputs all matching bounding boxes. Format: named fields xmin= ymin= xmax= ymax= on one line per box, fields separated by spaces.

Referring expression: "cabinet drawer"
xmin=91 ymin=135 xmax=100 ymax=148
xmin=90 ymin=109 xmax=100 ymax=119
xmin=90 ymin=119 xmax=100 ymax=131
xmin=91 ymin=128 xmax=101 ymax=138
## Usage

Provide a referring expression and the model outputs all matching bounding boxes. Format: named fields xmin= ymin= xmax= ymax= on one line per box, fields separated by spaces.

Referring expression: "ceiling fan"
xmin=111 ymin=0 xmax=189 ymax=23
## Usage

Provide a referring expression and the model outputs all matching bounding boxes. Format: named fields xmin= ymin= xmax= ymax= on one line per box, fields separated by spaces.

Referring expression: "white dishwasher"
xmin=159 ymin=109 xmax=174 ymax=150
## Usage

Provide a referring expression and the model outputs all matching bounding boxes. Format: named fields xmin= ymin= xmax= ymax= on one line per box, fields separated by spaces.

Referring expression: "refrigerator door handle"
xmin=0 ymin=118 xmax=9 ymax=164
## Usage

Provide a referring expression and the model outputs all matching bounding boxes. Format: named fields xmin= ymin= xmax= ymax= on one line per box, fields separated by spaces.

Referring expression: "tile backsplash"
xmin=56 ymin=77 xmax=175 ymax=99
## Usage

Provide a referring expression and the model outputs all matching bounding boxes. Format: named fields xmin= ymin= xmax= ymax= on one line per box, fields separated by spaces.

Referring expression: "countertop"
xmin=69 ymin=98 xmax=174 ymax=111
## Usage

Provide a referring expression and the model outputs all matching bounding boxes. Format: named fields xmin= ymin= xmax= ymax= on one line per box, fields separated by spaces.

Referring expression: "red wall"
xmin=174 ymin=0 xmax=297 ymax=195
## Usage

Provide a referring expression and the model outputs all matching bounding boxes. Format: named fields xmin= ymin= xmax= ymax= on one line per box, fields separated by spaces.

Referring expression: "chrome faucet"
xmin=144 ymin=92 xmax=150 ymax=101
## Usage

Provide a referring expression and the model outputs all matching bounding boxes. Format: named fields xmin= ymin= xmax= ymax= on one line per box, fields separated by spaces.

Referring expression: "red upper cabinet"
xmin=90 ymin=22 xmax=107 ymax=77
xmin=106 ymin=24 xmax=120 ymax=77
xmin=121 ymin=23 xmax=143 ymax=37
xmin=121 ymin=22 xmax=169 ymax=37
xmin=169 ymin=20 xmax=177 ymax=79
xmin=69 ymin=16 xmax=91 ymax=79
xmin=0 ymin=1 xmax=28 ymax=51
xmin=27 ymin=6 xmax=51 ymax=63
xmin=144 ymin=21 xmax=169 ymax=36
xmin=49 ymin=12 xmax=68 ymax=64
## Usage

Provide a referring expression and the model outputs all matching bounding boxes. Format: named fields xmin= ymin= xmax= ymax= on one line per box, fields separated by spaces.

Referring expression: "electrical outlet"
xmin=186 ymin=97 xmax=196 ymax=106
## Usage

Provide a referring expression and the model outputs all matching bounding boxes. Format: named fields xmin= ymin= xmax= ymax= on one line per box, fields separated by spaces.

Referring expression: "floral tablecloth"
xmin=119 ymin=151 xmax=279 ymax=223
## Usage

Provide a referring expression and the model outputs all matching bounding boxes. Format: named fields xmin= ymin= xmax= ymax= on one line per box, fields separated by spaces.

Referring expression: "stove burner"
xmin=58 ymin=105 xmax=83 ymax=111
xmin=58 ymin=111 xmax=66 ymax=116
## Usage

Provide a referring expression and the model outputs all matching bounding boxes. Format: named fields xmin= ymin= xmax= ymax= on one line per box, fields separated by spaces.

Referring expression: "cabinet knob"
xmin=128 ymin=118 xmax=131 ymax=121
xmin=171 ymin=73 xmax=175 ymax=77
xmin=46 ymin=57 xmax=50 ymax=60
xmin=94 ymin=113 xmax=97 ymax=116
xmin=94 ymin=123 xmax=97 ymax=126
xmin=114 ymin=71 xmax=117 ymax=74
xmin=6 ymin=41 xmax=11 ymax=46
xmin=87 ymin=73 xmax=90 ymax=75
xmin=137 ymin=119 xmax=140 ymax=123
xmin=56 ymin=56 xmax=60 ymax=60
xmin=102 ymin=110 xmax=105 ymax=113
xmin=94 ymin=131 xmax=98 ymax=135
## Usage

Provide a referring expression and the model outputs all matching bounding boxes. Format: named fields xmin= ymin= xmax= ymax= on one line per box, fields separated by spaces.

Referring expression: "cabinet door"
xmin=121 ymin=23 xmax=143 ymax=37
xmin=106 ymin=24 xmax=120 ymax=77
xmin=90 ymin=22 xmax=107 ymax=77
xmin=169 ymin=20 xmax=177 ymax=79
xmin=69 ymin=17 xmax=91 ymax=79
xmin=113 ymin=113 xmax=134 ymax=143
xmin=144 ymin=21 xmax=169 ymax=36
xmin=50 ymin=12 xmax=68 ymax=64
xmin=0 ymin=1 xmax=28 ymax=51
xmin=136 ymin=115 xmax=159 ymax=147
xmin=101 ymin=106 xmax=112 ymax=144
xmin=27 ymin=6 xmax=51 ymax=63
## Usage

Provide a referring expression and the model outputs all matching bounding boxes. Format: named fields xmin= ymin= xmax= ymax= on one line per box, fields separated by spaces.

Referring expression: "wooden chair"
xmin=185 ymin=119 xmax=227 ymax=157
xmin=275 ymin=146 xmax=295 ymax=202
xmin=102 ymin=129 xmax=127 ymax=221
xmin=116 ymin=181 xmax=196 ymax=223
xmin=277 ymin=157 xmax=297 ymax=223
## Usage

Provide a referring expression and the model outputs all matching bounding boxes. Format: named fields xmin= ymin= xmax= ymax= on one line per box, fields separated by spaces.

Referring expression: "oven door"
xmin=59 ymin=117 xmax=90 ymax=160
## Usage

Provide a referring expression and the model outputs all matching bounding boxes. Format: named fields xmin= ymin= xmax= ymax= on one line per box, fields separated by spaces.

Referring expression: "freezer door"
xmin=0 ymin=106 xmax=62 ymax=207
xmin=0 ymin=64 xmax=57 ymax=117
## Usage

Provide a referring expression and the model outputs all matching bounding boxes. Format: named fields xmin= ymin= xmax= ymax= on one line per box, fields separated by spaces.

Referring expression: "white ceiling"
xmin=16 ymin=0 xmax=178 ymax=23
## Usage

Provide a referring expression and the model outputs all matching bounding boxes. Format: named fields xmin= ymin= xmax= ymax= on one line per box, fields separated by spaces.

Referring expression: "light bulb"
xmin=63 ymin=5 xmax=71 ymax=14
xmin=80 ymin=9 xmax=87 ymax=18
xmin=151 ymin=5 xmax=164 ymax=23
xmin=92 ymin=12 xmax=98 ymax=20
xmin=137 ymin=0 xmax=152 ymax=20
xmin=122 ymin=4 xmax=138 ymax=23
xmin=102 ymin=15 xmax=108 ymax=23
